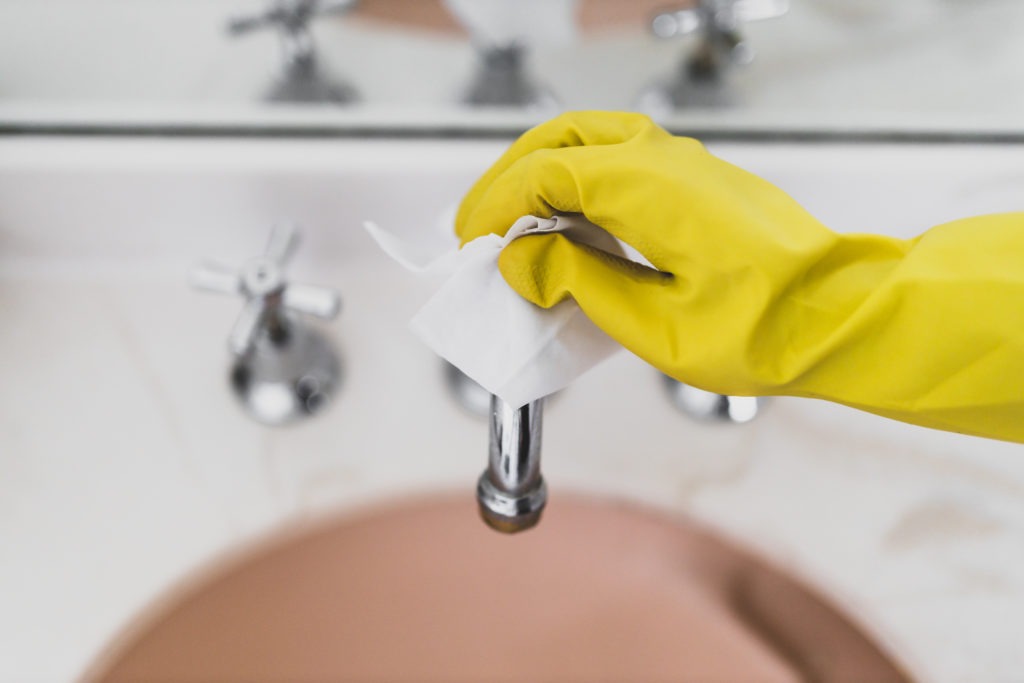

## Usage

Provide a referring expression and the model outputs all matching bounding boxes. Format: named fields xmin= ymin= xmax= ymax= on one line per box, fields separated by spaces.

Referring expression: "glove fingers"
xmin=499 ymin=233 xmax=675 ymax=363
xmin=466 ymin=143 xmax=682 ymax=272
xmin=456 ymin=112 xmax=667 ymax=243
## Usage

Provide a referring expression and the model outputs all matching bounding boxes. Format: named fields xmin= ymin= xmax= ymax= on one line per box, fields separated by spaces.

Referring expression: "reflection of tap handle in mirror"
xmin=228 ymin=0 xmax=357 ymax=61
xmin=639 ymin=0 xmax=787 ymax=111
xmin=652 ymin=0 xmax=789 ymax=69
xmin=227 ymin=0 xmax=359 ymax=101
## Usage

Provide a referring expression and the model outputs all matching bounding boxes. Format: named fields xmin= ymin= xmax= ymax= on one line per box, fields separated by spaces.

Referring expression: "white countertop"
xmin=2 ymin=136 xmax=1024 ymax=682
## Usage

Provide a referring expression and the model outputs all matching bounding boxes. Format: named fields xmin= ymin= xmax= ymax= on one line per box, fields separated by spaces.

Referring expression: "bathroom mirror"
xmin=2 ymin=0 xmax=1023 ymax=139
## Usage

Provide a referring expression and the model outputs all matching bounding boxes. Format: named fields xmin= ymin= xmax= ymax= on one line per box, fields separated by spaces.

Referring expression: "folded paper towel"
xmin=364 ymin=215 xmax=622 ymax=408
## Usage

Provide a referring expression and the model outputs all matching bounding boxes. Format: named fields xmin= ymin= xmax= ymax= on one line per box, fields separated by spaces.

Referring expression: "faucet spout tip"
xmin=476 ymin=473 xmax=547 ymax=534
xmin=477 ymin=506 xmax=544 ymax=534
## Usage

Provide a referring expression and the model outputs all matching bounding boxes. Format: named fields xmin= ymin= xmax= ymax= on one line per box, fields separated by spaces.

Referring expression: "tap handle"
xmin=226 ymin=12 xmax=275 ymax=35
xmin=189 ymin=260 xmax=241 ymax=295
xmin=227 ymin=0 xmax=356 ymax=36
xmin=284 ymin=284 xmax=342 ymax=319
xmin=263 ymin=220 xmax=300 ymax=265
xmin=228 ymin=297 xmax=270 ymax=356
xmin=191 ymin=223 xmax=341 ymax=357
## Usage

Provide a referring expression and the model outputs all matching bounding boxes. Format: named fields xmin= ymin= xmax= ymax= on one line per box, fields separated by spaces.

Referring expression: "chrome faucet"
xmin=462 ymin=43 xmax=557 ymax=110
xmin=640 ymin=0 xmax=788 ymax=110
xmin=477 ymin=396 xmax=547 ymax=533
xmin=663 ymin=376 xmax=764 ymax=424
xmin=444 ymin=361 xmax=492 ymax=417
xmin=191 ymin=223 xmax=342 ymax=425
xmin=227 ymin=0 xmax=358 ymax=103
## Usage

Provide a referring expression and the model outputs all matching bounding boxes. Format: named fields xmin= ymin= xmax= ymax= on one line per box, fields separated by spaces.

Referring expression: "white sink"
xmin=2 ymin=135 xmax=1024 ymax=681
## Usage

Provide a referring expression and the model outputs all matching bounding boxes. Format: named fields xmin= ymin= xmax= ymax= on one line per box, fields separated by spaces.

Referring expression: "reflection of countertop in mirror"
xmin=2 ymin=136 xmax=1024 ymax=681
xmin=0 ymin=0 xmax=1022 ymax=133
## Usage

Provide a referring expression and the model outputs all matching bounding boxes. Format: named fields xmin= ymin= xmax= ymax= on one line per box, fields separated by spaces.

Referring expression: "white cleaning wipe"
xmin=364 ymin=215 xmax=621 ymax=408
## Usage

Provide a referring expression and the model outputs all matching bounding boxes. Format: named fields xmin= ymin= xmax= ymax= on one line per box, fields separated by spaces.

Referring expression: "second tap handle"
xmin=229 ymin=297 xmax=269 ymax=356
xmin=191 ymin=262 xmax=241 ymax=295
xmin=264 ymin=223 xmax=300 ymax=266
xmin=284 ymin=284 xmax=341 ymax=319
xmin=227 ymin=12 xmax=275 ymax=35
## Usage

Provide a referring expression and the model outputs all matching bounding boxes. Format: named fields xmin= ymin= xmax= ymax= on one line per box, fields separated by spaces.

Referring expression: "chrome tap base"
xmin=193 ymin=224 xmax=343 ymax=426
xmin=662 ymin=375 xmax=763 ymax=424
xmin=230 ymin=313 xmax=341 ymax=426
xmin=443 ymin=361 xmax=492 ymax=418
xmin=462 ymin=44 xmax=557 ymax=110
xmin=228 ymin=0 xmax=359 ymax=104
xmin=266 ymin=56 xmax=358 ymax=104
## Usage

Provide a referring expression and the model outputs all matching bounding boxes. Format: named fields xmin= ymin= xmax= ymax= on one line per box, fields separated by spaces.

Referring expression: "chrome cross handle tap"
xmin=651 ymin=0 xmax=788 ymax=76
xmin=228 ymin=0 xmax=356 ymax=66
xmin=477 ymin=396 xmax=547 ymax=534
xmin=191 ymin=224 xmax=342 ymax=425
xmin=228 ymin=0 xmax=357 ymax=33
xmin=461 ymin=43 xmax=558 ymax=110
xmin=191 ymin=223 xmax=340 ymax=357
xmin=227 ymin=0 xmax=358 ymax=102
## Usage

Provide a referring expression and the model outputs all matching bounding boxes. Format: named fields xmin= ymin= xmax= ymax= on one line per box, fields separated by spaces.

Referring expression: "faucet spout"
xmin=476 ymin=396 xmax=547 ymax=533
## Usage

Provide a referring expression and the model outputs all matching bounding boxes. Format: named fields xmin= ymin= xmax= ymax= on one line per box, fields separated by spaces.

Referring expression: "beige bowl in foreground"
xmin=88 ymin=496 xmax=911 ymax=682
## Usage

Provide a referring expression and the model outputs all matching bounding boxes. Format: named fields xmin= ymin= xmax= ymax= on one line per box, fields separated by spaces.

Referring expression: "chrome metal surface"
xmin=191 ymin=223 xmax=342 ymax=425
xmin=230 ymin=314 xmax=340 ymax=425
xmin=227 ymin=0 xmax=358 ymax=103
xmin=477 ymin=396 xmax=547 ymax=533
xmin=663 ymin=376 xmax=763 ymax=424
xmin=642 ymin=0 xmax=788 ymax=111
xmin=443 ymin=362 xmax=491 ymax=418
xmin=462 ymin=44 xmax=557 ymax=110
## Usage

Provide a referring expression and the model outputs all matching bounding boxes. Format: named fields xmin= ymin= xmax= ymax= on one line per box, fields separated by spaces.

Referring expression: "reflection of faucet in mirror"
xmin=638 ymin=0 xmax=788 ymax=112
xmin=462 ymin=42 xmax=557 ymax=110
xmin=444 ymin=0 xmax=565 ymax=109
xmin=227 ymin=0 xmax=359 ymax=103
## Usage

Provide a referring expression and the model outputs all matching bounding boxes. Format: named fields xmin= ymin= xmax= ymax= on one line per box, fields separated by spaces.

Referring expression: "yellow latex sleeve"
xmin=456 ymin=111 xmax=1024 ymax=443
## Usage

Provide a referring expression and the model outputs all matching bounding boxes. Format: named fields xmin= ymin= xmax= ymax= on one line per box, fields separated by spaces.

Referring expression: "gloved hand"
xmin=456 ymin=111 xmax=1024 ymax=443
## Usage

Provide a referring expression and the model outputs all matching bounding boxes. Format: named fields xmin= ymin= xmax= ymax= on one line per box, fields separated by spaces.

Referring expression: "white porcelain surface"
xmin=2 ymin=137 xmax=1024 ymax=681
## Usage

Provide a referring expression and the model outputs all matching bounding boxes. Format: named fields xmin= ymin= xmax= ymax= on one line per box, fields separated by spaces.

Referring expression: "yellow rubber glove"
xmin=456 ymin=111 xmax=1024 ymax=443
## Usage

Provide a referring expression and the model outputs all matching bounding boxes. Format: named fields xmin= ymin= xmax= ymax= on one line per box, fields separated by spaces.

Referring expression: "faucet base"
xmin=230 ymin=317 xmax=341 ymax=426
xmin=462 ymin=45 xmax=557 ymax=110
xmin=266 ymin=71 xmax=358 ymax=104
xmin=476 ymin=473 xmax=547 ymax=534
